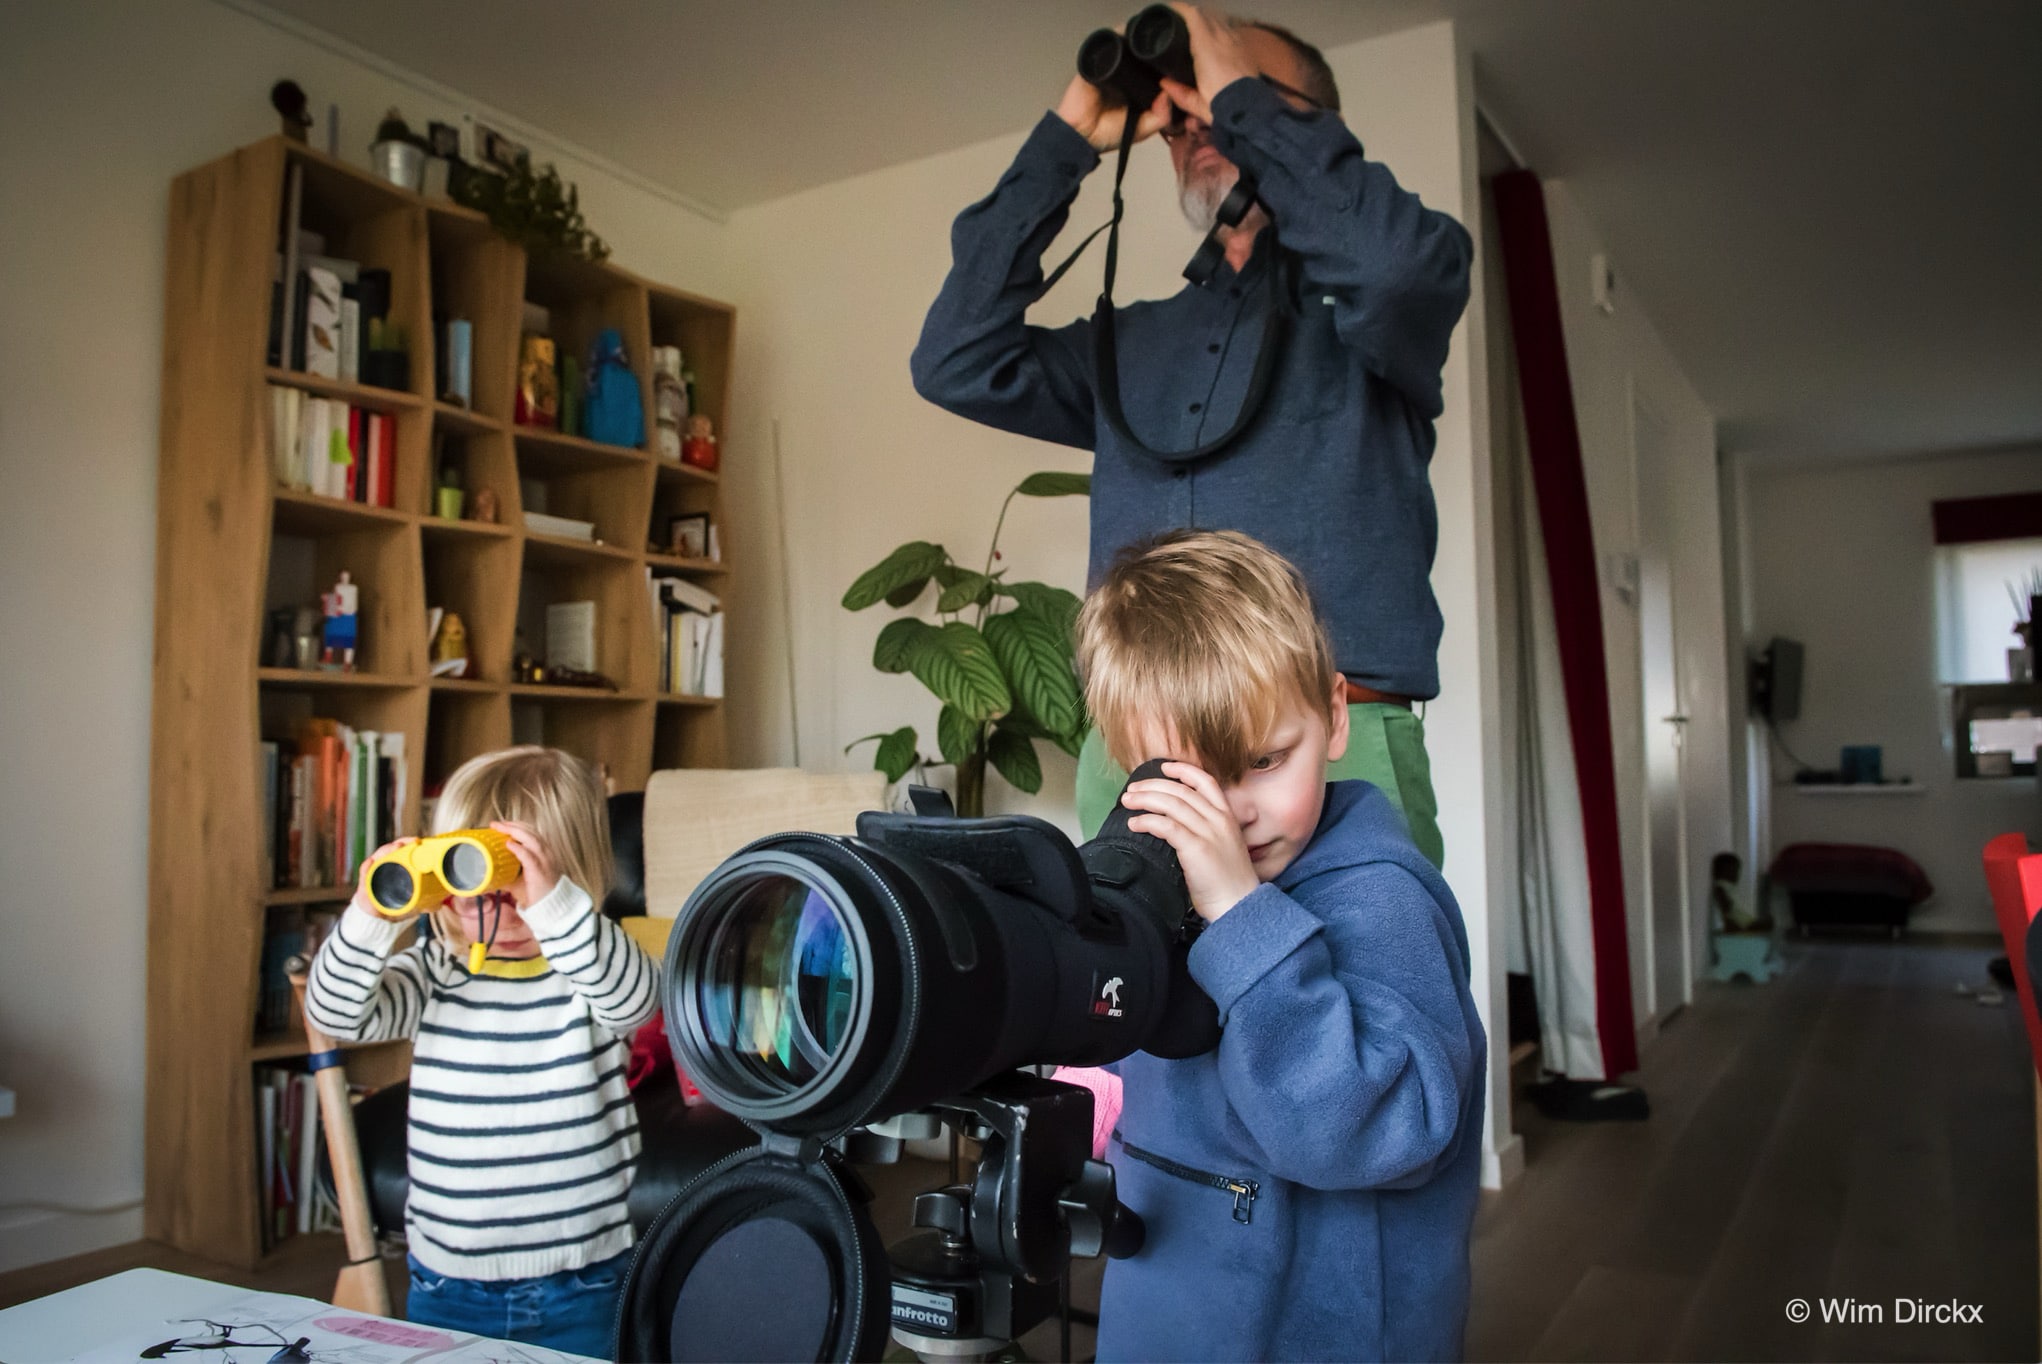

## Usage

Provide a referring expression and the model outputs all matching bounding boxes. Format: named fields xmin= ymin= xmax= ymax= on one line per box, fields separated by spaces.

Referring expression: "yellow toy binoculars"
xmin=365 ymin=829 xmax=520 ymax=918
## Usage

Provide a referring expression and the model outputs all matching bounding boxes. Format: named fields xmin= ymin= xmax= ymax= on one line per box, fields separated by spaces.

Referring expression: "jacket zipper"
xmin=1114 ymin=1131 xmax=1260 ymax=1224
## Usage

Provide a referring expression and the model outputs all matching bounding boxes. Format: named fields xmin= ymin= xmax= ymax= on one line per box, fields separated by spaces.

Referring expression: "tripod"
xmin=877 ymin=1073 xmax=1142 ymax=1362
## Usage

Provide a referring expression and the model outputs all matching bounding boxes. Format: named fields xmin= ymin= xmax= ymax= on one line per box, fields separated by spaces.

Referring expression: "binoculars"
xmin=365 ymin=829 xmax=520 ymax=917
xmin=1079 ymin=4 xmax=1195 ymax=111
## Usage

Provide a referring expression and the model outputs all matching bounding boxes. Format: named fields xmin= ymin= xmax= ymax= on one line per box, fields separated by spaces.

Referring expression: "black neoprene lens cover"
xmin=616 ymin=1147 xmax=891 ymax=1363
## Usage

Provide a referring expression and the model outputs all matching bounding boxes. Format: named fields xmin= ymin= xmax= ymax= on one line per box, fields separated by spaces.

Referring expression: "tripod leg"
xmin=289 ymin=963 xmax=392 ymax=1317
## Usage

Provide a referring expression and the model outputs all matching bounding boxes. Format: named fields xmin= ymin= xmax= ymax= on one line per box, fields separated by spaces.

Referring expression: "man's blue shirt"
xmin=913 ymin=79 xmax=1473 ymax=699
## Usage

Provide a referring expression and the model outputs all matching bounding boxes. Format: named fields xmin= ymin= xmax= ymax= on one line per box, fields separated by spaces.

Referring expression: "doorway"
xmin=1633 ymin=387 xmax=1692 ymax=1024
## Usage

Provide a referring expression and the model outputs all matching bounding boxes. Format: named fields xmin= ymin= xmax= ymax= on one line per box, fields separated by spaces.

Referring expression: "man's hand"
xmin=1055 ymin=70 xmax=1175 ymax=152
xmin=1120 ymin=761 xmax=1260 ymax=922
xmin=1156 ymin=3 xmax=1260 ymax=127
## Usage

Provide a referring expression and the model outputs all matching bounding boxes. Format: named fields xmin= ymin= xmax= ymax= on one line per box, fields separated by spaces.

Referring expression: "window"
xmin=1933 ymin=536 xmax=2042 ymax=684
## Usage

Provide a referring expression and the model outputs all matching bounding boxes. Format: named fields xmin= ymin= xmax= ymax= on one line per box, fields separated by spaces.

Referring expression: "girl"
xmin=305 ymin=746 xmax=659 ymax=1357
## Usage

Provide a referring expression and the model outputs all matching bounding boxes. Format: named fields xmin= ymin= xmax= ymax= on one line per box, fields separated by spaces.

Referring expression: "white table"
xmin=0 ymin=1268 xmax=600 ymax=1363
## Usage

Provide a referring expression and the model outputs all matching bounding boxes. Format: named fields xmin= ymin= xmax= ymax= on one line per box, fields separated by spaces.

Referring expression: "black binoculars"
xmin=1078 ymin=4 xmax=1195 ymax=111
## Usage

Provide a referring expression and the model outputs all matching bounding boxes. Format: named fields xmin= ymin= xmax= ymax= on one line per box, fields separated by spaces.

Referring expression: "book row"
xmin=270 ymin=384 xmax=399 ymax=507
xmin=650 ymin=572 xmax=724 ymax=697
xmin=261 ymin=722 xmax=409 ymax=893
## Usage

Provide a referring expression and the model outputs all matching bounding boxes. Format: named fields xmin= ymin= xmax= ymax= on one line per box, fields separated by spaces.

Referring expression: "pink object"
xmin=1052 ymin=1065 xmax=1123 ymax=1159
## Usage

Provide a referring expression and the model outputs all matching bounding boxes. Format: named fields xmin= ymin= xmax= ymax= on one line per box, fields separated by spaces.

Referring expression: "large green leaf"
xmin=936 ymin=569 xmax=995 ymax=613
xmin=872 ymin=618 xmax=932 ymax=674
xmin=843 ymin=541 xmax=948 ymax=611
xmin=1015 ymin=472 xmax=1092 ymax=498
xmin=909 ymin=622 xmax=1011 ymax=722
xmin=987 ymin=727 xmax=1043 ymax=794
xmin=997 ymin=581 xmax=1083 ymax=638
xmin=937 ymin=705 xmax=980 ymax=766
xmin=984 ymin=609 xmax=1083 ymax=737
xmin=874 ymin=726 xmax=920 ymax=782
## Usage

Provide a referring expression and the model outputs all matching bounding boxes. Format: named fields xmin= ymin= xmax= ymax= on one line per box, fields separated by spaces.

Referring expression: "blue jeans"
xmin=406 ymin=1249 xmax=631 ymax=1359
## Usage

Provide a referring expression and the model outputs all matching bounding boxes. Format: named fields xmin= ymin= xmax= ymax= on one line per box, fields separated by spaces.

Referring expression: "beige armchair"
xmin=621 ymin=767 xmax=887 ymax=959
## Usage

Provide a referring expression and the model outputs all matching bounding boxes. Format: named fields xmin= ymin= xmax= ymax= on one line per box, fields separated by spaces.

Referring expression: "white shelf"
xmin=1788 ymin=783 xmax=1926 ymax=797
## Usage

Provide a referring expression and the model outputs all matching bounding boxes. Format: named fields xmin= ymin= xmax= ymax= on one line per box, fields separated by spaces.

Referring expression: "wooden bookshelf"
xmin=147 ymin=136 xmax=734 ymax=1267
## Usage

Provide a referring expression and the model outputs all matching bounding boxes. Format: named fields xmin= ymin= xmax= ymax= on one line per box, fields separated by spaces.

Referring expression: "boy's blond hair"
xmin=1077 ymin=530 xmax=1339 ymax=783
xmin=428 ymin=745 xmax=612 ymax=949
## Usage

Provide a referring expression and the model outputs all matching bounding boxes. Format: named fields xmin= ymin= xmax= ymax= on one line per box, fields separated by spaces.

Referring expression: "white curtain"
xmin=1505 ymin=409 xmax=1607 ymax=1081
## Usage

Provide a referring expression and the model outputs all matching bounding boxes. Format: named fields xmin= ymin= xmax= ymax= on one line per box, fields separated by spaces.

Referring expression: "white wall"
xmin=1743 ymin=445 xmax=2042 ymax=932
xmin=0 ymin=0 xmax=734 ymax=1273
xmin=723 ymin=21 xmax=1521 ymax=1186
xmin=1537 ymin=180 xmax=1728 ymax=1039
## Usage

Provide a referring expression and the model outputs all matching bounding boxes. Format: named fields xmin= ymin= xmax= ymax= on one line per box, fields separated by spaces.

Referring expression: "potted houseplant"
xmin=843 ymin=473 xmax=1090 ymax=816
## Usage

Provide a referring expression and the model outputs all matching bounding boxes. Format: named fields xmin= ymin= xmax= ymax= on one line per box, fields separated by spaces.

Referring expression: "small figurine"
xmin=430 ymin=610 xmax=469 ymax=678
xmin=321 ymin=571 xmax=359 ymax=672
xmin=470 ymin=486 xmax=500 ymax=524
xmin=681 ymin=412 xmax=719 ymax=472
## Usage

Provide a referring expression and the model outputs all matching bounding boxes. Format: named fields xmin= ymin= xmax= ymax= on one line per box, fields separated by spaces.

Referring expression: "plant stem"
xmin=977 ymin=487 xmax=1022 ymax=630
xmin=955 ymin=745 xmax=988 ymax=820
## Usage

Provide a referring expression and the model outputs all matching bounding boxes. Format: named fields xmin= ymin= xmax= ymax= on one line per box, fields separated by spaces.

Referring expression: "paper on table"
xmin=85 ymin=1285 xmax=601 ymax=1363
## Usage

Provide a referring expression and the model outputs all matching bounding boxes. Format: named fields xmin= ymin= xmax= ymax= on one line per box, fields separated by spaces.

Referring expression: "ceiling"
xmin=246 ymin=0 xmax=2042 ymax=460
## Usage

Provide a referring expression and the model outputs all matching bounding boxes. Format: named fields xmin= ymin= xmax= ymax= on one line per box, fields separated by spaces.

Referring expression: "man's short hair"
xmin=1248 ymin=20 xmax=1341 ymax=112
xmin=1077 ymin=530 xmax=1338 ymax=782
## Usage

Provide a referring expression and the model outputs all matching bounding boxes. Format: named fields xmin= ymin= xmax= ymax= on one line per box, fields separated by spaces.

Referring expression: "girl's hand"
xmin=492 ymin=820 xmax=558 ymax=907
xmin=1120 ymin=761 xmax=1259 ymax=922
xmin=354 ymin=837 xmax=420 ymax=921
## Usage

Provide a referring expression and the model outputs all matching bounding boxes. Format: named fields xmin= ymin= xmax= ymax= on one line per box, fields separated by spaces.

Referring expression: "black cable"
xmin=1765 ymin=715 xmax=1814 ymax=775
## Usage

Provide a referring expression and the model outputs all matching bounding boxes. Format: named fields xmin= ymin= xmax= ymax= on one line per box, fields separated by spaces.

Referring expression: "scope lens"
xmin=369 ymin=860 xmax=415 ymax=911
xmin=696 ymin=873 xmax=859 ymax=1096
xmin=443 ymin=841 xmax=489 ymax=892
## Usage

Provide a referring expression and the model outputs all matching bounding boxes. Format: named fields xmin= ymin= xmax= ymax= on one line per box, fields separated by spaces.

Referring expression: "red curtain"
xmin=1932 ymin=491 xmax=2042 ymax=545
xmin=1491 ymin=169 xmax=1638 ymax=1080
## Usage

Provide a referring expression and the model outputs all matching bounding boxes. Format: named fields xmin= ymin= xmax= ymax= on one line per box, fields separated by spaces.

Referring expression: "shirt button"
xmin=1228 ymin=287 xmax=1241 ymax=299
xmin=1174 ymin=468 xmax=1188 ymax=480
xmin=1189 ymin=402 xmax=1202 ymax=413
xmin=1207 ymin=343 xmax=1220 ymax=354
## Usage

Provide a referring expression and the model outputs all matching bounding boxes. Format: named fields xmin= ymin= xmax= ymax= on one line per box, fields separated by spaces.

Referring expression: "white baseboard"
xmin=1481 ymin=1133 xmax=1525 ymax=1190
xmin=0 ymin=1207 xmax=145 ymax=1278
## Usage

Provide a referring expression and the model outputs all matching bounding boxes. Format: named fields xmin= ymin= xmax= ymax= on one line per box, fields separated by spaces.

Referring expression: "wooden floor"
xmin=5 ymin=939 xmax=2032 ymax=1362
xmin=1469 ymin=937 xmax=2037 ymax=1363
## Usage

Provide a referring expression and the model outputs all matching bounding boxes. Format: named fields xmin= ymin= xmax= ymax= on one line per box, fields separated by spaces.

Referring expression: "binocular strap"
xmin=1037 ymin=110 xmax=1297 ymax=467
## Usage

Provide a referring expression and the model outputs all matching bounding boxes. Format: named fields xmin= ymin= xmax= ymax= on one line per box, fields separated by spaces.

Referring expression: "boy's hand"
xmin=1120 ymin=761 xmax=1259 ymax=922
xmin=354 ymin=837 xmax=420 ymax=921
xmin=492 ymin=820 xmax=558 ymax=907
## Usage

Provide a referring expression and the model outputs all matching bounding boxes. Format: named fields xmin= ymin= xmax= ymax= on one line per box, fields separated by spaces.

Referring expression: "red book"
xmin=375 ymin=413 xmax=396 ymax=507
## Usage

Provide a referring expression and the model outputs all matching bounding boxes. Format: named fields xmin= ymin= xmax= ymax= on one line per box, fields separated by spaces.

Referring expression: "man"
xmin=911 ymin=5 xmax=1470 ymax=865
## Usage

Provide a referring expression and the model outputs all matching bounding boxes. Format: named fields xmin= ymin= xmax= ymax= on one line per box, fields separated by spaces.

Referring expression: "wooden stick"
xmin=288 ymin=957 xmax=392 ymax=1317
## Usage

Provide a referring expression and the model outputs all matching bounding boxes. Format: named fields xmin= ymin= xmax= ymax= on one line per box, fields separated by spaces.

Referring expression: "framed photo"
xmin=668 ymin=513 xmax=711 ymax=560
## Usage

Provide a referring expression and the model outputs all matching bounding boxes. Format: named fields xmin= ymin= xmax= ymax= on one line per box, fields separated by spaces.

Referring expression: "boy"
xmin=1076 ymin=530 xmax=1486 ymax=1362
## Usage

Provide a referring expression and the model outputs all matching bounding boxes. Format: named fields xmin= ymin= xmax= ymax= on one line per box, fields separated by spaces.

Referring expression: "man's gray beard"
xmin=1178 ymin=164 xmax=1238 ymax=233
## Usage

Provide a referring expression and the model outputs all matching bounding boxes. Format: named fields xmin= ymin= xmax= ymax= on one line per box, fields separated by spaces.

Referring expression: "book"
xmin=295 ymin=1072 xmax=320 ymax=1235
xmin=303 ymin=266 xmax=342 ymax=379
xmin=546 ymin=600 xmax=598 ymax=673
xmin=526 ymin=511 xmax=596 ymax=541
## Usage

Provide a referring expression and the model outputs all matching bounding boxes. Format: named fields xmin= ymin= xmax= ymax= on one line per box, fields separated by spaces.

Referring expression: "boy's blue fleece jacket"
xmin=1099 ymin=780 xmax=1486 ymax=1362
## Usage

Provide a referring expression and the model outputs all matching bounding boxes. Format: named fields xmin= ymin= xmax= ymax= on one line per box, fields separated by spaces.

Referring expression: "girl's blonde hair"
xmin=1076 ymin=530 xmax=1338 ymax=783
xmin=427 ymin=746 xmax=612 ymax=948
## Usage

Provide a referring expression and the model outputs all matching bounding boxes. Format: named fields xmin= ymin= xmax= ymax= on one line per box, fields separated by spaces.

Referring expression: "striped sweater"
xmin=305 ymin=878 xmax=660 ymax=1280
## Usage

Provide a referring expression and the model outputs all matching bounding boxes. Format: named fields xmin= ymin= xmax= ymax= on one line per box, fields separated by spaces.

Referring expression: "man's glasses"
xmin=1159 ymin=74 xmax=1327 ymax=140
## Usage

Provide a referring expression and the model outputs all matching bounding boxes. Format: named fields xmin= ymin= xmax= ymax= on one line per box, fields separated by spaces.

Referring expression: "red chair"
xmin=1983 ymin=832 xmax=2042 ymax=1080
xmin=1981 ymin=832 xmax=2042 ymax=1355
